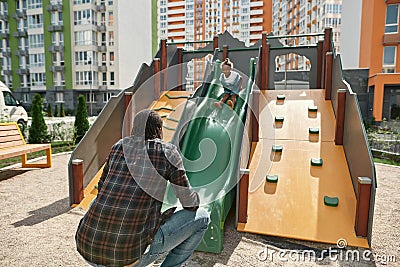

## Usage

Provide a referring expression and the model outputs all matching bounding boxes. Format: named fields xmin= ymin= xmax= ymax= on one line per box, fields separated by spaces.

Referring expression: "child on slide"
xmin=214 ymin=58 xmax=243 ymax=110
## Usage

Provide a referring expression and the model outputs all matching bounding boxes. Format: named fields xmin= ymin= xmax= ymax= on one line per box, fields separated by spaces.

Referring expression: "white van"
xmin=0 ymin=81 xmax=28 ymax=131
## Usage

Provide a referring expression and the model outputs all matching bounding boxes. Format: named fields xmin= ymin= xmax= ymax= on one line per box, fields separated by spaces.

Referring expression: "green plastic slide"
xmin=162 ymin=59 xmax=256 ymax=253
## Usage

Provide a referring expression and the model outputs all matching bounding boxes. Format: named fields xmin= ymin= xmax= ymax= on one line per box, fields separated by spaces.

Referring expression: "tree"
xmin=74 ymin=95 xmax=89 ymax=144
xmin=47 ymin=103 xmax=53 ymax=117
xmin=60 ymin=103 xmax=65 ymax=117
xmin=54 ymin=104 xmax=59 ymax=117
xmin=29 ymin=93 xmax=49 ymax=143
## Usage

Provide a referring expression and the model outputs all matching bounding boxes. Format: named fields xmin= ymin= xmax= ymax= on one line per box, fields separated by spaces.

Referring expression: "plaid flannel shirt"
xmin=75 ymin=136 xmax=199 ymax=267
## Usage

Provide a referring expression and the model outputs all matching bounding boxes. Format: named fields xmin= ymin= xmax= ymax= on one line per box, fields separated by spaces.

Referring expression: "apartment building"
xmin=272 ymin=0 xmax=342 ymax=70
xmin=341 ymin=0 xmax=400 ymax=122
xmin=0 ymin=0 xmax=151 ymax=114
xmin=158 ymin=0 xmax=272 ymax=47
xmin=157 ymin=0 xmax=271 ymax=90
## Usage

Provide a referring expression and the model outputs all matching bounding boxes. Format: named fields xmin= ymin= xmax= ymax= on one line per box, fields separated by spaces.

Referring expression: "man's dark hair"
xmin=132 ymin=109 xmax=163 ymax=140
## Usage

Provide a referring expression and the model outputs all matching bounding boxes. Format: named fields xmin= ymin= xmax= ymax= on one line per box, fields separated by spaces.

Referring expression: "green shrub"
xmin=74 ymin=95 xmax=89 ymax=144
xmin=29 ymin=94 xmax=49 ymax=144
xmin=47 ymin=103 xmax=53 ymax=117
xmin=54 ymin=104 xmax=59 ymax=117
xmin=60 ymin=103 xmax=65 ymax=117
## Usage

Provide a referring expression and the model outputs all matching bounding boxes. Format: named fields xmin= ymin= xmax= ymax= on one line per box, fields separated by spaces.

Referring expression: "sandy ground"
xmin=0 ymin=153 xmax=399 ymax=267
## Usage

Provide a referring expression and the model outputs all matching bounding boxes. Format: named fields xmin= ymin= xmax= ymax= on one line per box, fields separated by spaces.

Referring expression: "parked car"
xmin=0 ymin=81 xmax=28 ymax=131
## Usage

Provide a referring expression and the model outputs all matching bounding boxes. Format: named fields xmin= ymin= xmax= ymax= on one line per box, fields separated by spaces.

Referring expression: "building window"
xmin=28 ymin=0 xmax=42 ymax=9
xmin=74 ymin=30 xmax=97 ymax=45
xmin=30 ymin=72 xmax=46 ymax=86
xmin=75 ymin=51 xmax=94 ymax=65
xmin=76 ymin=71 xmax=92 ymax=85
xmin=109 ymin=51 xmax=114 ymax=65
xmin=86 ymin=93 xmax=96 ymax=103
xmin=102 ymin=72 xmax=107 ymax=85
xmin=29 ymin=53 xmax=45 ymax=68
xmin=73 ymin=0 xmax=91 ymax=4
xmin=385 ymin=4 xmax=399 ymax=33
xmin=108 ymin=11 xmax=113 ymax=26
xmin=55 ymin=92 xmax=64 ymax=103
xmin=74 ymin=9 xmax=96 ymax=25
xmin=28 ymin=34 xmax=44 ymax=48
xmin=109 ymin=31 xmax=114 ymax=46
xmin=110 ymin=72 xmax=115 ymax=85
xmin=103 ymin=92 xmax=113 ymax=102
xmin=27 ymin=14 xmax=43 ymax=29
xmin=383 ymin=46 xmax=396 ymax=73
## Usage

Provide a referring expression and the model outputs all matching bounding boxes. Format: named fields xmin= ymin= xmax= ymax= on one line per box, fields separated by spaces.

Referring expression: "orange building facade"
xmin=359 ymin=0 xmax=400 ymax=121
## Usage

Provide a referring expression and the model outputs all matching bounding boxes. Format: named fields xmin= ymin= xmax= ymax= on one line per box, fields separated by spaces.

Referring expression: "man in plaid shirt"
xmin=76 ymin=109 xmax=210 ymax=267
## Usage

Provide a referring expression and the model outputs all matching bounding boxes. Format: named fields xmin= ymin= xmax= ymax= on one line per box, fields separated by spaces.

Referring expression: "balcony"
xmin=0 ymin=13 xmax=8 ymax=21
xmin=13 ymin=30 xmax=27 ymax=38
xmin=250 ymin=17 xmax=263 ymax=24
xmin=50 ymin=85 xmax=65 ymax=91
xmin=50 ymin=65 xmax=64 ymax=72
xmin=250 ymin=25 xmax=263 ymax=31
xmin=12 ymin=10 xmax=27 ymax=19
xmin=250 ymin=9 xmax=263 ymax=16
xmin=96 ymin=4 xmax=106 ymax=12
xmin=98 ymin=45 xmax=107 ymax=52
xmin=97 ymin=25 xmax=107 ymax=32
xmin=46 ymin=3 xmax=63 ymax=12
xmin=17 ymin=68 xmax=30 ymax=75
xmin=250 ymin=1 xmax=263 ymax=7
xmin=98 ymin=65 xmax=107 ymax=72
xmin=17 ymin=50 xmax=29 ymax=56
xmin=2 ymin=50 xmax=10 ymax=57
xmin=48 ymin=24 xmax=64 ymax=32
xmin=2 ymin=70 xmax=12 ymax=75
xmin=48 ymin=45 xmax=64 ymax=53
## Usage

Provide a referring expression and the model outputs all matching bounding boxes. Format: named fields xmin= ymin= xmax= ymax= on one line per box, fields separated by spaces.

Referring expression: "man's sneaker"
xmin=227 ymin=100 xmax=234 ymax=109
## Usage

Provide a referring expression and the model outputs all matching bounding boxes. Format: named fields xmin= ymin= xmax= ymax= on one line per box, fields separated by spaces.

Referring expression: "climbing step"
xmin=154 ymin=106 xmax=175 ymax=112
xmin=309 ymin=127 xmax=320 ymax=134
xmin=165 ymin=93 xmax=191 ymax=99
xmin=272 ymin=145 xmax=283 ymax=152
xmin=324 ymin=196 xmax=339 ymax=207
xmin=311 ymin=158 xmax=323 ymax=166
xmin=167 ymin=117 xmax=180 ymax=123
xmin=277 ymin=94 xmax=286 ymax=101
xmin=275 ymin=116 xmax=284 ymax=123
xmin=266 ymin=174 xmax=279 ymax=183
xmin=163 ymin=125 xmax=176 ymax=131
xmin=308 ymin=106 xmax=318 ymax=112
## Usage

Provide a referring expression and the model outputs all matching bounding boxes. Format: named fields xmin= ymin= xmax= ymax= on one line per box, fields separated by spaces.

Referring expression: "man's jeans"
xmin=87 ymin=207 xmax=210 ymax=267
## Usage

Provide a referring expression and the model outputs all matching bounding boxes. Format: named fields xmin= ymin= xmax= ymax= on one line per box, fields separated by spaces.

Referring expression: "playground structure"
xmin=68 ymin=29 xmax=376 ymax=253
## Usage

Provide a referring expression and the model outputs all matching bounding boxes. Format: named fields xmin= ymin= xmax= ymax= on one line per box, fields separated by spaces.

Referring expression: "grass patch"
xmin=373 ymin=158 xmax=400 ymax=166
xmin=0 ymin=141 xmax=75 ymax=169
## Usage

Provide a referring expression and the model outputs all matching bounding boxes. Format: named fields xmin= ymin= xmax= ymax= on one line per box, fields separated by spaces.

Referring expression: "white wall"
xmin=340 ymin=0 xmax=363 ymax=69
xmin=117 ymin=1 xmax=152 ymax=89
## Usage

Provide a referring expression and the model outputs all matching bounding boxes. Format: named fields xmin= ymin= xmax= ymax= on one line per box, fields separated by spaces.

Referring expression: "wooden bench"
xmin=0 ymin=122 xmax=52 ymax=168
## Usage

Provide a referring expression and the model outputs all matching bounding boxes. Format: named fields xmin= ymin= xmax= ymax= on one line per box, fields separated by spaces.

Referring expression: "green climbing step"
xmin=277 ymin=94 xmax=286 ymax=101
xmin=165 ymin=93 xmax=191 ymax=99
xmin=309 ymin=127 xmax=320 ymax=134
xmin=324 ymin=196 xmax=339 ymax=207
xmin=272 ymin=145 xmax=283 ymax=152
xmin=311 ymin=158 xmax=323 ymax=166
xmin=266 ymin=174 xmax=279 ymax=183
xmin=308 ymin=106 xmax=318 ymax=112
xmin=275 ymin=116 xmax=284 ymax=122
